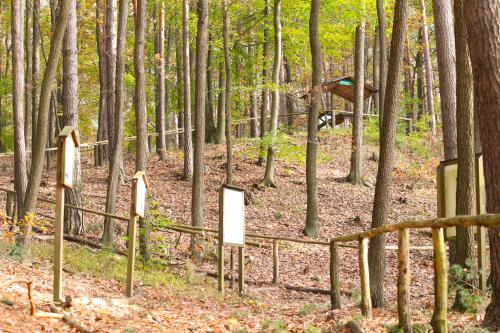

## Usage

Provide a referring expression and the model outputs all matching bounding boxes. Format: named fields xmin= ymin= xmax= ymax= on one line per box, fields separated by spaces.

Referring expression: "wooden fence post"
xmin=359 ymin=237 xmax=372 ymax=318
xmin=397 ymin=229 xmax=412 ymax=332
xmin=230 ymin=247 xmax=236 ymax=288
xmin=238 ymin=247 xmax=245 ymax=294
xmin=272 ymin=239 xmax=279 ymax=285
xmin=53 ymin=137 xmax=65 ymax=303
xmin=431 ymin=228 xmax=448 ymax=333
xmin=477 ymin=226 xmax=487 ymax=291
xmin=330 ymin=240 xmax=341 ymax=309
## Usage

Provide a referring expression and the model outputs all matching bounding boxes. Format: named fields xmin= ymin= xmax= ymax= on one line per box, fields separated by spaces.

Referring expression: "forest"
xmin=0 ymin=0 xmax=499 ymax=332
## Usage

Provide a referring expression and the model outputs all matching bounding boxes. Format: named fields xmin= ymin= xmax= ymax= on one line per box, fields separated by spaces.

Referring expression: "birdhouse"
xmin=133 ymin=171 xmax=149 ymax=218
xmin=58 ymin=126 xmax=80 ymax=188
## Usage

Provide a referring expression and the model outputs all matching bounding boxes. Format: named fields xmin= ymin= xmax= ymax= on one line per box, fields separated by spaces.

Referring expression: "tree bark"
xmin=259 ymin=0 xmax=270 ymax=164
xmin=303 ymin=0 xmax=321 ymax=238
xmin=103 ymin=0 xmax=128 ymax=246
xmin=205 ymin=34 xmax=217 ymax=143
xmin=419 ymin=0 xmax=436 ymax=135
xmin=134 ymin=0 xmax=150 ymax=258
xmin=105 ymin=0 xmax=117 ymax=158
xmin=182 ymin=0 xmax=193 ymax=180
xmin=216 ymin=61 xmax=225 ymax=144
xmin=31 ymin=0 xmax=40 ymax=149
xmin=463 ymin=1 xmax=500 ymax=329
xmin=453 ymin=0 xmax=476 ymax=285
xmin=261 ymin=0 xmax=281 ymax=188
xmin=249 ymin=45 xmax=259 ymax=137
xmin=62 ymin=0 xmax=84 ymax=235
xmin=95 ymin=0 xmax=107 ymax=166
xmin=222 ymin=0 xmax=232 ymax=185
xmin=154 ymin=0 xmax=166 ymax=161
xmin=376 ymin=0 xmax=387 ymax=125
xmin=348 ymin=23 xmax=365 ymax=185
xmin=283 ymin=56 xmax=297 ymax=130
xmin=24 ymin=0 xmax=33 ymax=151
xmin=192 ymin=0 xmax=208 ymax=236
xmin=12 ymin=0 xmax=28 ymax=224
xmin=176 ymin=30 xmax=184 ymax=149
xmin=373 ymin=26 xmax=380 ymax=113
xmin=22 ymin=0 xmax=72 ymax=219
xmin=431 ymin=0 xmax=457 ymax=160
xmin=368 ymin=0 xmax=409 ymax=308
xmin=165 ymin=27 xmax=176 ymax=150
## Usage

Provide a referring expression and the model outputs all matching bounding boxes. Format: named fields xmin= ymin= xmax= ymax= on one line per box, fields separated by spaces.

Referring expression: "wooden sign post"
xmin=218 ymin=185 xmax=245 ymax=296
xmin=126 ymin=171 xmax=148 ymax=297
xmin=54 ymin=126 xmax=80 ymax=303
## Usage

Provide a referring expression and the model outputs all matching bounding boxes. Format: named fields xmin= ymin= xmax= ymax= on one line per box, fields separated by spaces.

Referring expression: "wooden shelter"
xmin=321 ymin=76 xmax=377 ymax=102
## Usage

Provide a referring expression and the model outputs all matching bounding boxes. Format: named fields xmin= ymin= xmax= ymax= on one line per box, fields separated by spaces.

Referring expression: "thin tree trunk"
xmin=453 ymin=0 xmax=477 ymax=292
xmin=284 ymin=56 xmax=296 ymax=130
xmin=373 ymin=26 xmax=380 ymax=113
xmin=103 ymin=0 xmax=128 ymax=246
xmin=191 ymin=0 xmax=209 ymax=256
xmin=176 ymin=30 xmax=184 ymax=149
xmin=303 ymin=0 xmax=322 ymax=238
xmin=31 ymin=0 xmax=40 ymax=149
xmin=431 ymin=0 xmax=457 ymax=160
xmin=105 ymin=0 xmax=117 ymax=159
xmin=24 ymin=0 xmax=33 ymax=151
xmin=249 ymin=45 xmax=259 ymax=137
xmin=222 ymin=0 xmax=232 ymax=185
xmin=154 ymin=1 xmax=167 ymax=161
xmin=183 ymin=0 xmax=193 ymax=180
xmin=261 ymin=0 xmax=281 ymax=188
xmin=216 ymin=61 xmax=225 ymax=144
xmin=95 ymin=0 xmax=107 ymax=166
xmin=62 ymin=0 xmax=84 ymax=236
xmin=368 ymin=0 xmax=409 ymax=308
xmin=165 ymin=27 xmax=176 ymax=150
xmin=419 ymin=0 xmax=436 ymax=135
xmin=464 ymin=1 xmax=500 ymax=329
xmin=134 ymin=0 xmax=150 ymax=258
xmin=12 ymin=0 xmax=28 ymax=226
xmin=205 ymin=34 xmax=217 ymax=143
xmin=376 ymin=0 xmax=387 ymax=125
xmin=259 ymin=0 xmax=270 ymax=164
xmin=348 ymin=23 xmax=365 ymax=185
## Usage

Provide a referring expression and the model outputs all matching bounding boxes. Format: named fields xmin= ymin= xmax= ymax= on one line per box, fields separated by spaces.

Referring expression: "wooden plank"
xmin=358 ymin=238 xmax=372 ymax=318
xmin=272 ymin=239 xmax=279 ymax=285
xmin=397 ymin=229 xmax=412 ymax=332
xmin=431 ymin=228 xmax=448 ymax=333
xmin=330 ymin=241 xmax=341 ymax=309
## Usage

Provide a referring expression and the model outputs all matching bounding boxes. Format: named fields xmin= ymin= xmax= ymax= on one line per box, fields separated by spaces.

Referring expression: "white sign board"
xmin=135 ymin=177 xmax=147 ymax=218
xmin=222 ymin=186 xmax=245 ymax=247
xmin=62 ymin=136 xmax=75 ymax=188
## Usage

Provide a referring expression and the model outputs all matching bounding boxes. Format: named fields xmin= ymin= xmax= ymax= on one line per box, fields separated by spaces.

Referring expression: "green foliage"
xmin=449 ymin=262 xmax=483 ymax=313
xmin=261 ymin=318 xmax=288 ymax=333
xmin=303 ymin=324 xmax=322 ymax=333
xmin=386 ymin=324 xmax=432 ymax=333
xmin=299 ymin=303 xmax=317 ymax=316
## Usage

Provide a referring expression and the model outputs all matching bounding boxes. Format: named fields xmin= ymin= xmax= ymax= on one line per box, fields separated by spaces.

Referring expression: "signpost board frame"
xmin=54 ymin=126 xmax=80 ymax=303
xmin=436 ymin=154 xmax=487 ymax=290
xmin=218 ymin=184 xmax=246 ymax=295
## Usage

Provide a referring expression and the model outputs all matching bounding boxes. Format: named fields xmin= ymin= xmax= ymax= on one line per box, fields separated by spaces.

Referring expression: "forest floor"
xmin=0 ymin=127 xmax=491 ymax=332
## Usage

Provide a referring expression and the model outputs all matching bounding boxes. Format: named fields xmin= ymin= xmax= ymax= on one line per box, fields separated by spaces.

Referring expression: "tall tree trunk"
xmin=453 ymin=0 xmax=477 ymax=292
xmin=24 ymin=0 xmax=32 ymax=151
xmin=191 ymin=0 xmax=209 ymax=255
xmin=419 ymin=0 xmax=436 ymax=135
xmin=261 ymin=0 xmax=281 ymax=188
xmin=431 ymin=0 xmax=457 ymax=160
xmin=134 ymin=0 xmax=150 ymax=258
xmin=95 ymin=0 xmax=107 ymax=166
xmin=216 ymin=61 xmax=225 ymax=144
xmin=348 ymin=23 xmax=365 ymax=185
xmin=463 ymin=1 xmax=500 ymax=329
xmin=259 ymin=0 xmax=270 ymax=164
xmin=22 ymin=0 xmax=72 ymax=219
xmin=249 ymin=45 xmax=259 ymax=137
xmin=31 ymin=0 xmax=40 ymax=149
xmin=176 ymin=30 xmax=184 ymax=149
xmin=103 ymin=0 xmax=128 ymax=246
xmin=205 ymin=34 xmax=217 ymax=143
xmin=373 ymin=26 xmax=380 ymax=113
xmin=154 ymin=1 xmax=167 ymax=161
xmin=12 ymin=0 xmax=28 ymax=226
xmin=63 ymin=0 xmax=84 ymax=235
xmin=368 ymin=0 xmax=409 ymax=308
xmin=376 ymin=0 xmax=387 ymax=125
xmin=284 ymin=56 xmax=297 ymax=130
xmin=165 ymin=27 xmax=176 ymax=150
xmin=303 ymin=0 xmax=322 ymax=238
xmin=222 ymin=0 xmax=232 ymax=184
xmin=105 ymin=0 xmax=117 ymax=159
xmin=182 ymin=0 xmax=193 ymax=180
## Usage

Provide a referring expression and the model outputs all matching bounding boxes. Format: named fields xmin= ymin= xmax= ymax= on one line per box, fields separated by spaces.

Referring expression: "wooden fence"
xmin=1 ymin=187 xmax=496 ymax=332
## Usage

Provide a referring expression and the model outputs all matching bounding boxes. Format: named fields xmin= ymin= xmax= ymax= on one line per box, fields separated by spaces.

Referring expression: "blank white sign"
xmin=135 ymin=177 xmax=147 ymax=218
xmin=223 ymin=187 xmax=245 ymax=246
xmin=63 ymin=137 xmax=75 ymax=187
